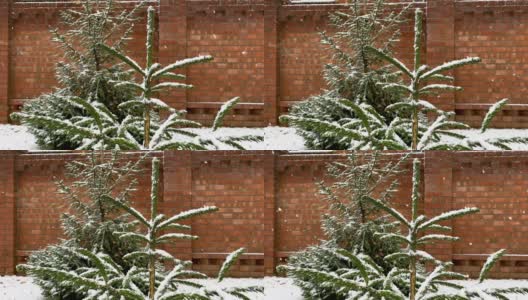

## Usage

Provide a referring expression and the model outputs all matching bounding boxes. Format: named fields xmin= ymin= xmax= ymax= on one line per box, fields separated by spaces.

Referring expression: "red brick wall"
xmin=7 ymin=2 xmax=149 ymax=113
xmin=450 ymin=152 xmax=528 ymax=278
xmin=278 ymin=12 xmax=331 ymax=114
xmin=7 ymin=0 xmax=528 ymax=127
xmin=185 ymin=7 xmax=266 ymax=126
xmin=453 ymin=1 xmax=528 ymax=127
xmin=9 ymin=7 xmax=58 ymax=106
xmin=2 ymin=150 xmax=528 ymax=278
xmin=189 ymin=152 xmax=267 ymax=276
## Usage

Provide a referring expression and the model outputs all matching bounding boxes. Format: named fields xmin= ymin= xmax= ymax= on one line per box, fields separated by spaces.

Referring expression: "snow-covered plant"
xmin=365 ymin=159 xmax=528 ymax=299
xmin=14 ymin=95 xmax=261 ymax=150
xmin=12 ymin=0 xmax=143 ymax=149
xmin=14 ymin=5 xmax=262 ymax=150
xmin=364 ymin=158 xmax=481 ymax=299
xmin=21 ymin=151 xmax=145 ymax=299
xmin=280 ymin=0 xmax=409 ymax=150
xmin=366 ymin=8 xmax=500 ymax=151
xmin=14 ymin=96 xmax=143 ymax=150
xmin=98 ymin=6 xmax=262 ymax=150
xmin=282 ymin=158 xmax=528 ymax=300
xmin=284 ymin=152 xmax=406 ymax=299
xmin=20 ymin=246 xmax=261 ymax=300
xmin=282 ymin=248 xmax=406 ymax=300
xmin=19 ymin=157 xmax=263 ymax=300
xmin=284 ymin=8 xmax=524 ymax=151
xmin=453 ymin=99 xmax=528 ymax=150
xmin=366 ymin=8 xmax=478 ymax=150
xmin=98 ymin=6 xmax=211 ymax=149
xmin=107 ymin=157 xmax=222 ymax=297
xmin=319 ymin=152 xmax=405 ymax=260
xmin=283 ymin=248 xmax=522 ymax=300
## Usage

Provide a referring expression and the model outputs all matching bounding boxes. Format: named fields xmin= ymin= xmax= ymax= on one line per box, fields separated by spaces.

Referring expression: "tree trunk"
xmin=411 ymin=108 xmax=418 ymax=151
xmin=409 ymin=255 xmax=416 ymax=300
xmin=144 ymin=103 xmax=151 ymax=148
xmin=149 ymin=254 xmax=155 ymax=300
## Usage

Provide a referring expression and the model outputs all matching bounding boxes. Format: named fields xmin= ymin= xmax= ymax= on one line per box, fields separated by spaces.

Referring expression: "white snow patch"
xmin=263 ymin=127 xmax=307 ymax=150
xmin=0 ymin=276 xmax=44 ymax=300
xmin=0 ymin=125 xmax=39 ymax=150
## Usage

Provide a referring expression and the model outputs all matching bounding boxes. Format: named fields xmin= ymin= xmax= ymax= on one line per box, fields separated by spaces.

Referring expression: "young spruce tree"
xmin=23 ymin=151 xmax=144 ymax=299
xmin=284 ymin=7 xmax=526 ymax=151
xmin=367 ymin=8 xmax=528 ymax=150
xmin=285 ymin=152 xmax=406 ymax=300
xmin=19 ymin=157 xmax=263 ymax=300
xmin=367 ymin=8 xmax=478 ymax=150
xmin=14 ymin=0 xmax=143 ymax=149
xmin=14 ymin=6 xmax=262 ymax=150
xmin=281 ymin=158 xmax=528 ymax=299
xmin=281 ymin=0 xmax=409 ymax=150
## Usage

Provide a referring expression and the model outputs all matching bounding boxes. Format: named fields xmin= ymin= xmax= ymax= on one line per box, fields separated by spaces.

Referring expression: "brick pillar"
xmin=423 ymin=151 xmax=454 ymax=263
xmin=263 ymin=151 xmax=277 ymax=275
xmin=159 ymin=0 xmax=187 ymax=111
xmin=162 ymin=151 xmax=194 ymax=262
xmin=0 ymin=0 xmax=10 ymax=123
xmin=426 ymin=0 xmax=456 ymax=111
xmin=0 ymin=152 xmax=17 ymax=274
xmin=263 ymin=0 xmax=280 ymax=126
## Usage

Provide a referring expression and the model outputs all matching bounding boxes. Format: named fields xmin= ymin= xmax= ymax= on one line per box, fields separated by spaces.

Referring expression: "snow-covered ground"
xmin=2 ymin=276 xmax=528 ymax=300
xmin=188 ymin=277 xmax=304 ymax=300
xmin=3 ymin=124 xmax=528 ymax=151
xmin=0 ymin=125 xmax=39 ymax=150
xmin=0 ymin=125 xmax=307 ymax=151
xmin=0 ymin=276 xmax=303 ymax=300
xmin=0 ymin=276 xmax=44 ymax=300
